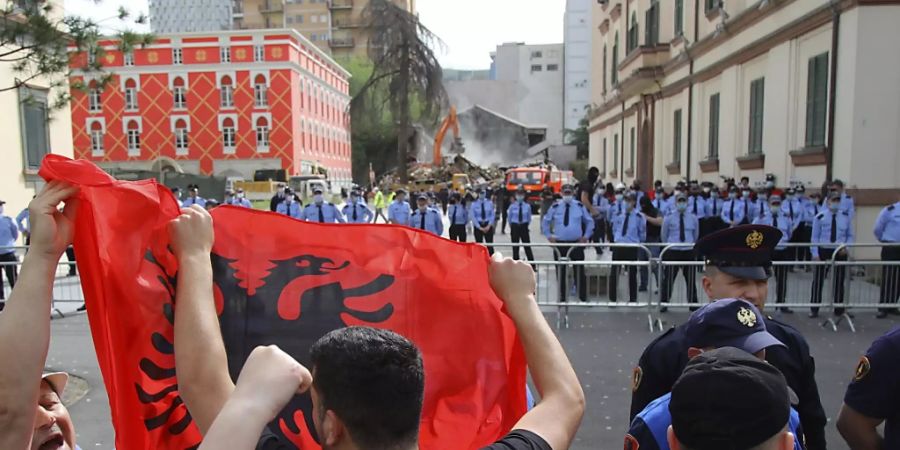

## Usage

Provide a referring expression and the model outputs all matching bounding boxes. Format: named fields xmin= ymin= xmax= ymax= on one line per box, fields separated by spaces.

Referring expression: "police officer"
xmin=607 ymin=185 xmax=627 ymax=243
xmin=872 ymin=196 xmax=900 ymax=318
xmin=754 ymin=195 xmax=795 ymax=313
xmin=343 ymin=190 xmax=374 ymax=224
xmin=756 ymin=187 xmax=770 ymax=220
xmin=721 ymin=185 xmax=746 ymax=227
xmin=0 ymin=200 xmax=18 ymax=310
xmin=275 ymin=188 xmax=302 ymax=219
xmin=687 ymin=183 xmax=706 ymax=221
xmin=809 ymin=192 xmax=853 ymax=318
xmin=701 ymin=183 xmax=725 ymax=238
xmin=171 ymin=187 xmax=184 ymax=208
xmin=651 ymin=184 xmax=670 ymax=217
xmin=825 ymin=179 xmax=855 ymax=218
xmin=630 ymin=224 xmax=828 ymax=450
xmin=470 ymin=187 xmax=496 ymax=255
xmin=224 ymin=189 xmax=252 ymax=208
xmin=591 ymin=182 xmax=611 ymax=245
xmin=660 ymin=194 xmax=699 ymax=311
xmin=542 ymin=184 xmax=594 ymax=302
xmin=796 ymin=187 xmax=822 ymax=264
xmin=508 ymin=186 xmax=535 ymax=262
xmin=269 ymin=185 xmax=286 ymax=212
xmin=302 ymin=188 xmax=345 ymax=223
xmin=182 ymin=185 xmax=207 ymax=208
xmin=837 ymin=325 xmax=900 ymax=449
xmin=410 ymin=194 xmax=443 ymax=236
xmin=627 ymin=300 xmax=804 ymax=450
xmin=739 ymin=186 xmax=758 ymax=224
xmin=447 ymin=193 xmax=468 ymax=242
xmin=388 ymin=189 xmax=411 ymax=226
xmin=609 ymin=193 xmax=646 ymax=303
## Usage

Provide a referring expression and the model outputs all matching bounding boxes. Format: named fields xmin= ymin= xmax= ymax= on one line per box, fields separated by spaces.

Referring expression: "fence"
xmin=0 ymin=246 xmax=83 ymax=318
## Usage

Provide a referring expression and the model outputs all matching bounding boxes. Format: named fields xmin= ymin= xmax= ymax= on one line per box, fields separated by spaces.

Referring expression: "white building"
xmin=149 ymin=0 xmax=233 ymax=33
xmin=589 ymin=0 xmax=900 ymax=248
xmin=564 ymin=0 xmax=593 ymax=133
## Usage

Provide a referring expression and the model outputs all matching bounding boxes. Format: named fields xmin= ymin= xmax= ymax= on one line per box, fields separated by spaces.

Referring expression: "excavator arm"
xmin=433 ymin=106 xmax=461 ymax=166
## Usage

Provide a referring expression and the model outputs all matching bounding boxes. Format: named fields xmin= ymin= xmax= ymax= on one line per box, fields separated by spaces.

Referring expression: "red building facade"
xmin=69 ymin=30 xmax=352 ymax=188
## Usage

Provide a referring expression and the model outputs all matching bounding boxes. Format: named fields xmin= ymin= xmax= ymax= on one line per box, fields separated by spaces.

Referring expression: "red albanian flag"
xmin=39 ymin=155 xmax=528 ymax=450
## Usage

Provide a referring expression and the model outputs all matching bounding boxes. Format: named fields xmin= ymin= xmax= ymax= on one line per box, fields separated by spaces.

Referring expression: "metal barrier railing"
xmin=0 ymin=257 xmax=82 ymax=319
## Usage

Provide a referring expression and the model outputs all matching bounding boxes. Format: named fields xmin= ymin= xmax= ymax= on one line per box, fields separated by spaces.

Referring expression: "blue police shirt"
xmin=843 ymin=326 xmax=900 ymax=450
xmin=704 ymin=196 xmax=724 ymax=218
xmin=15 ymin=208 xmax=29 ymax=233
xmin=410 ymin=208 xmax=443 ymax=235
xmin=388 ymin=200 xmax=411 ymax=225
xmin=182 ymin=196 xmax=207 ymax=208
xmin=225 ymin=198 xmax=252 ymax=208
xmin=612 ymin=209 xmax=647 ymax=244
xmin=687 ymin=196 xmax=707 ymax=219
xmin=651 ymin=196 xmax=670 ymax=217
xmin=608 ymin=200 xmax=628 ymax=223
xmin=592 ymin=193 xmax=611 ymax=219
xmin=0 ymin=216 xmax=18 ymax=253
xmin=627 ymin=392 xmax=805 ymax=450
xmin=343 ymin=201 xmax=373 ymax=224
xmin=470 ymin=198 xmax=496 ymax=226
xmin=874 ymin=202 xmax=900 ymax=243
xmin=804 ymin=200 xmax=823 ymax=225
xmin=822 ymin=193 xmax=855 ymax=219
xmin=507 ymin=201 xmax=532 ymax=225
xmin=811 ymin=208 xmax=854 ymax=258
xmin=541 ymin=200 xmax=594 ymax=242
xmin=721 ymin=198 xmax=746 ymax=225
xmin=448 ymin=203 xmax=468 ymax=225
xmin=662 ymin=211 xmax=699 ymax=244
xmin=302 ymin=202 xmax=345 ymax=223
xmin=275 ymin=201 xmax=302 ymax=219
xmin=753 ymin=212 xmax=794 ymax=250
xmin=783 ymin=198 xmax=803 ymax=223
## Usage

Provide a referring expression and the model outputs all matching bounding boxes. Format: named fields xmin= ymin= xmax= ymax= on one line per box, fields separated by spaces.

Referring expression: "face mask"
xmin=626 ymin=202 xmax=635 ymax=211
xmin=656 ymin=188 xmax=664 ymax=194
xmin=350 ymin=196 xmax=358 ymax=203
xmin=615 ymin=194 xmax=624 ymax=201
xmin=728 ymin=192 xmax=738 ymax=199
xmin=472 ymin=193 xmax=480 ymax=200
xmin=562 ymin=195 xmax=574 ymax=203
xmin=314 ymin=195 xmax=324 ymax=204
xmin=766 ymin=181 xmax=775 ymax=188
xmin=418 ymin=204 xmax=427 ymax=211
xmin=516 ymin=195 xmax=525 ymax=201
xmin=703 ymin=187 xmax=711 ymax=193
xmin=237 ymin=193 xmax=244 ymax=199
xmin=676 ymin=202 xmax=687 ymax=211
xmin=829 ymin=202 xmax=840 ymax=212
xmin=598 ymin=188 xmax=606 ymax=195
xmin=742 ymin=191 xmax=751 ymax=199
xmin=770 ymin=205 xmax=781 ymax=214
xmin=398 ymin=196 xmax=405 ymax=202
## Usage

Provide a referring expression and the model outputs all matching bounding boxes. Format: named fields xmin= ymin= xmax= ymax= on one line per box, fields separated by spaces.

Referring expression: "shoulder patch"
xmin=631 ymin=366 xmax=643 ymax=392
xmin=854 ymin=356 xmax=871 ymax=382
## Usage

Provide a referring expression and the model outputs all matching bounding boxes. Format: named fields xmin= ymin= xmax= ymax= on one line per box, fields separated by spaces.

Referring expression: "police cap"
xmin=417 ymin=194 xmax=428 ymax=201
xmin=685 ymin=299 xmax=785 ymax=355
xmin=313 ymin=187 xmax=324 ymax=195
xmin=516 ymin=185 xmax=526 ymax=193
xmin=694 ymin=224 xmax=782 ymax=280
xmin=561 ymin=184 xmax=575 ymax=194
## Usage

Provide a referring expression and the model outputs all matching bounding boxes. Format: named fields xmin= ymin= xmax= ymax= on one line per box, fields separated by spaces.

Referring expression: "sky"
xmin=63 ymin=0 xmax=566 ymax=70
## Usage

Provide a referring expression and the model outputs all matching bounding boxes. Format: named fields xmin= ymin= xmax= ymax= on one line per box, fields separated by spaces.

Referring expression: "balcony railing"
xmin=328 ymin=0 xmax=353 ymax=10
xmin=331 ymin=18 xmax=363 ymax=28
xmin=259 ymin=1 xmax=283 ymax=14
xmin=329 ymin=37 xmax=355 ymax=48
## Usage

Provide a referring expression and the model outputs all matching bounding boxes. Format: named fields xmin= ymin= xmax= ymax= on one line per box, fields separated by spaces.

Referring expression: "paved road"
xmin=23 ymin=213 xmax=900 ymax=449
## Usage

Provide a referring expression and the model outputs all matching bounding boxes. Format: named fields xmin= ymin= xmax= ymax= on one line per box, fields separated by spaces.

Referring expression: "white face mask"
xmin=766 ymin=181 xmax=775 ymax=188
xmin=351 ymin=196 xmax=358 ymax=203
xmin=829 ymin=202 xmax=840 ymax=212
xmin=703 ymin=187 xmax=711 ymax=193
xmin=516 ymin=195 xmax=525 ymax=201
xmin=418 ymin=204 xmax=427 ymax=211
xmin=562 ymin=195 xmax=574 ymax=203
xmin=770 ymin=205 xmax=781 ymax=214
xmin=742 ymin=191 xmax=751 ymax=199
xmin=237 ymin=193 xmax=244 ymax=199
xmin=314 ymin=195 xmax=324 ymax=204
xmin=676 ymin=202 xmax=687 ymax=211
xmin=728 ymin=192 xmax=738 ymax=199
xmin=615 ymin=194 xmax=624 ymax=201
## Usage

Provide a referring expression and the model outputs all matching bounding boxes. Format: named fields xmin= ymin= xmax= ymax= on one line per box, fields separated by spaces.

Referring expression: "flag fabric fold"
xmin=39 ymin=155 xmax=527 ymax=450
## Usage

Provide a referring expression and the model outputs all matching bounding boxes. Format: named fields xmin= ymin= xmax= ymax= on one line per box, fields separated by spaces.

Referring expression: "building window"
xmin=124 ymin=51 xmax=134 ymax=66
xmin=806 ymin=52 xmax=829 ymax=147
xmin=611 ymin=33 xmax=619 ymax=85
xmin=673 ymin=109 xmax=683 ymax=162
xmin=627 ymin=12 xmax=638 ymax=53
xmin=296 ymin=14 xmax=303 ymax=23
xmin=630 ymin=126 xmax=636 ymax=170
xmin=705 ymin=0 xmax=719 ymax=12
xmin=222 ymin=118 xmax=236 ymax=154
xmin=547 ymin=64 xmax=559 ymax=71
xmin=220 ymin=76 xmax=234 ymax=108
xmin=254 ymin=45 xmax=265 ymax=62
xmin=221 ymin=46 xmax=231 ymax=63
xmin=126 ymin=120 xmax=141 ymax=156
xmin=708 ymin=93 xmax=720 ymax=158
xmin=87 ymin=47 xmax=97 ymax=66
xmin=173 ymin=48 xmax=183 ymax=65
xmin=18 ymin=87 xmax=50 ymax=171
xmin=124 ymin=78 xmax=138 ymax=111
xmin=88 ymin=82 xmax=102 ymax=112
xmin=748 ymin=77 xmax=765 ymax=154
xmin=254 ymin=74 xmax=268 ymax=107
xmin=531 ymin=64 xmax=542 ymax=72
xmin=311 ymin=14 xmax=318 ymax=23
xmin=675 ymin=0 xmax=684 ymax=36
xmin=90 ymin=121 xmax=104 ymax=156
xmin=602 ymin=45 xmax=607 ymax=93
xmin=173 ymin=77 xmax=187 ymax=109
xmin=174 ymin=119 xmax=189 ymax=155
xmin=531 ymin=50 xmax=542 ymax=58
xmin=602 ymin=138 xmax=607 ymax=174
xmin=645 ymin=0 xmax=659 ymax=46
xmin=613 ymin=134 xmax=619 ymax=173
xmin=256 ymin=117 xmax=270 ymax=152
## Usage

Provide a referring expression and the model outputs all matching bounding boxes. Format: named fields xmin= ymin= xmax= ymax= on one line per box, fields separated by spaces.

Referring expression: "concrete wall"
xmin=445 ymin=80 xmax=519 ymax=119
xmin=151 ymin=0 xmax=233 ymax=33
xmin=564 ymin=0 xmax=593 ymax=132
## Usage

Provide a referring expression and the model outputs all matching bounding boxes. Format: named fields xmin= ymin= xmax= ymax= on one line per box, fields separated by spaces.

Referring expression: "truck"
xmin=234 ymin=170 xmax=331 ymax=204
xmin=504 ymin=165 xmax=575 ymax=208
xmin=289 ymin=175 xmax=331 ymax=202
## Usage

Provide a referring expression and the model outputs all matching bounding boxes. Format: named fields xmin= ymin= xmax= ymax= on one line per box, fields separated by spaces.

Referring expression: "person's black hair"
xmin=588 ymin=167 xmax=600 ymax=183
xmin=310 ymin=327 xmax=424 ymax=448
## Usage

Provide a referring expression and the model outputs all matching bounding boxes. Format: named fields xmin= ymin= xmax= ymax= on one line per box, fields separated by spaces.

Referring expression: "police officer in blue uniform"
xmin=224 ymin=189 xmax=252 ymax=208
xmin=630 ymin=224 xmax=828 ymax=450
xmin=447 ymin=193 xmax=468 ymax=242
xmin=182 ymin=185 xmax=207 ymax=208
xmin=388 ymin=189 xmax=411 ymax=226
xmin=409 ymin=194 xmax=443 ymax=236
xmin=720 ymin=185 xmax=745 ymax=227
xmin=809 ymin=192 xmax=854 ymax=318
xmin=627 ymin=299 xmax=804 ymax=450
xmin=837 ymin=325 xmax=900 ymax=449
xmin=507 ymin=186 xmax=535 ymax=262
xmin=607 ymin=185 xmax=627 ymax=242
xmin=687 ymin=183 xmax=706 ymax=221
xmin=660 ymin=194 xmax=699 ymax=311
xmin=470 ymin=187 xmax=496 ymax=255
xmin=872 ymin=197 xmax=900 ymax=318
xmin=0 ymin=199 xmax=18 ymax=309
xmin=651 ymin=185 xmax=670 ymax=218
xmin=825 ymin=179 xmax=855 ymax=219
xmin=701 ymin=183 xmax=726 ymax=238
xmin=171 ymin=187 xmax=184 ymax=208
xmin=302 ymin=188 xmax=345 ymax=223
xmin=753 ymin=196 xmax=796 ymax=313
xmin=610 ymin=193 xmax=646 ymax=303
xmin=591 ymin=183 xmax=611 ymax=245
xmin=275 ymin=188 xmax=302 ymax=218
xmin=342 ymin=190 xmax=374 ymax=224
xmin=542 ymin=184 xmax=594 ymax=302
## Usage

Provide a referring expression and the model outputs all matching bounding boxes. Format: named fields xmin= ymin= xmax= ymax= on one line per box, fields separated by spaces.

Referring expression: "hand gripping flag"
xmin=39 ymin=155 xmax=527 ymax=450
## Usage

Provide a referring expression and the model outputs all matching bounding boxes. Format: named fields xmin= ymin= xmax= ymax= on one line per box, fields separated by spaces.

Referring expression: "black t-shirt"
xmin=577 ymin=180 xmax=595 ymax=205
xmin=256 ymin=429 xmax=551 ymax=450
xmin=644 ymin=205 xmax=661 ymax=240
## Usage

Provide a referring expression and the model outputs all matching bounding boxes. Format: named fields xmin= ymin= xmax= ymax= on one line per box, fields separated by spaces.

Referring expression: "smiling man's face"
xmin=31 ymin=381 xmax=75 ymax=450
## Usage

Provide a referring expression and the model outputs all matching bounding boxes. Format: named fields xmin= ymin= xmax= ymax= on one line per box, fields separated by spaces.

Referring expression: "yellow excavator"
xmin=433 ymin=106 xmax=466 ymax=166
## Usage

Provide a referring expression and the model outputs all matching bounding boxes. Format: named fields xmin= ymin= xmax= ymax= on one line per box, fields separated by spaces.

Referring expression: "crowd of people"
xmin=0 ymin=182 xmax=897 ymax=450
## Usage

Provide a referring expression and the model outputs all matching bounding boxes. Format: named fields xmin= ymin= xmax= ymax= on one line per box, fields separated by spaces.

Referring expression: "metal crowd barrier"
xmin=0 ymin=247 xmax=83 ymax=319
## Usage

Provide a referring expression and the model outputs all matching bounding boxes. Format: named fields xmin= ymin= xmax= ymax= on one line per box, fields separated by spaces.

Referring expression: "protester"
xmin=666 ymin=347 xmax=798 ymax=450
xmin=0 ymin=181 xmax=81 ymax=450
xmin=170 ymin=206 xmax=585 ymax=449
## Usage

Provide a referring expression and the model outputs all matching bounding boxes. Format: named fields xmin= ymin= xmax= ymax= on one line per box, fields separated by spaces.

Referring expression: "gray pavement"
xmin=21 ymin=214 xmax=900 ymax=449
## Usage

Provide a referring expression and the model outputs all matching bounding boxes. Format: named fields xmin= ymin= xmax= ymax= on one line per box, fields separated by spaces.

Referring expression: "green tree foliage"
xmin=564 ymin=114 xmax=590 ymax=161
xmin=0 ymin=0 xmax=153 ymax=110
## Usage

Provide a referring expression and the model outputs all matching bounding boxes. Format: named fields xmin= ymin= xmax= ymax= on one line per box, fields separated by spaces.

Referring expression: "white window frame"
xmin=254 ymin=83 xmax=268 ymax=107
xmin=174 ymin=127 xmax=189 ymax=155
xmin=220 ymin=46 xmax=231 ymax=63
xmin=124 ymin=118 xmax=141 ymax=156
xmin=254 ymin=45 xmax=265 ymax=62
xmin=173 ymin=47 xmax=183 ymax=65
xmin=252 ymin=112 xmax=271 ymax=153
xmin=220 ymin=84 xmax=234 ymax=108
xmin=174 ymin=86 xmax=187 ymax=109
xmin=86 ymin=118 xmax=106 ymax=157
xmin=218 ymin=113 xmax=239 ymax=154
xmin=222 ymin=126 xmax=236 ymax=154
xmin=124 ymin=51 xmax=134 ymax=66
xmin=88 ymin=88 xmax=102 ymax=112
xmin=124 ymin=87 xmax=138 ymax=110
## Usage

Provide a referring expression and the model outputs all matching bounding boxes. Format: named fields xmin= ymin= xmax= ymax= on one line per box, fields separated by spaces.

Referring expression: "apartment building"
xmin=564 ymin=0 xmax=593 ymax=132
